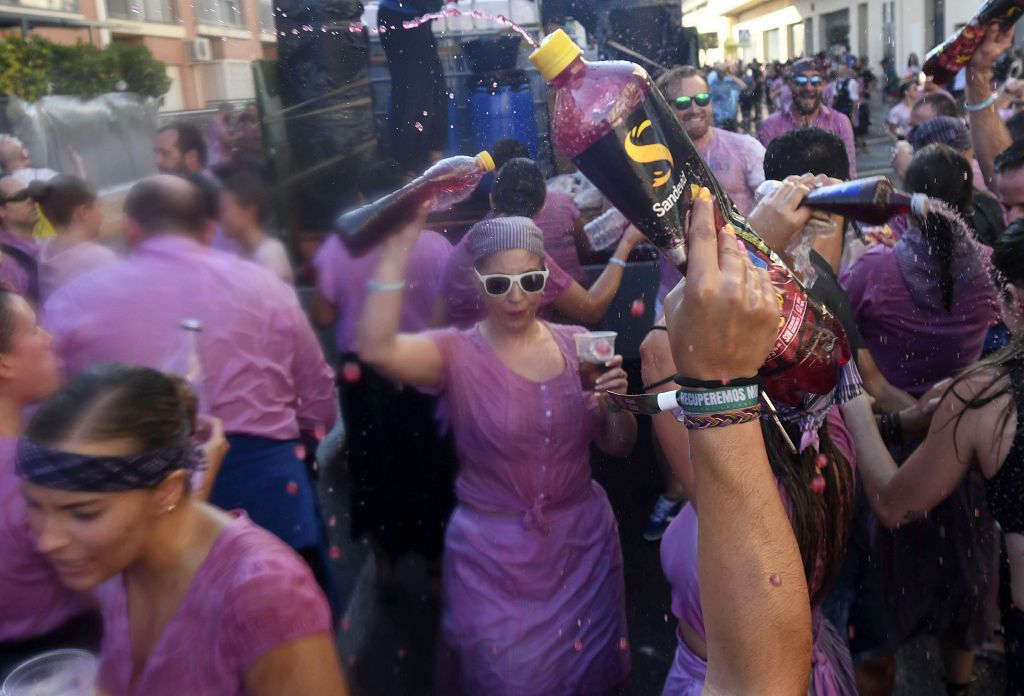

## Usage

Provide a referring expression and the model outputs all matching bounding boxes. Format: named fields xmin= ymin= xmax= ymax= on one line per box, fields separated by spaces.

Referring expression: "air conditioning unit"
xmin=185 ymin=38 xmax=213 ymax=63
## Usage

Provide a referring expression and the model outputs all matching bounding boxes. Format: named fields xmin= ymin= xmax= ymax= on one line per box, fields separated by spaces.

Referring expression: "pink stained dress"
xmin=93 ymin=514 xmax=331 ymax=696
xmin=0 ymin=437 xmax=92 ymax=642
xmin=426 ymin=322 xmax=629 ymax=695
xmin=535 ymin=191 xmax=586 ymax=285
xmin=659 ymin=410 xmax=857 ymax=695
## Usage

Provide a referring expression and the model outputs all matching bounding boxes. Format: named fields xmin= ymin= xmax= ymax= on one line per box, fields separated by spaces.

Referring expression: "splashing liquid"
xmin=348 ymin=6 xmax=539 ymax=48
xmin=529 ymin=30 xmax=851 ymax=408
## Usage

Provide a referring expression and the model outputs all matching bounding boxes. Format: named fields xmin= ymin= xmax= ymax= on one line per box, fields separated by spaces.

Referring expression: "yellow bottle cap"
xmin=529 ymin=29 xmax=583 ymax=82
xmin=475 ymin=150 xmax=495 ymax=172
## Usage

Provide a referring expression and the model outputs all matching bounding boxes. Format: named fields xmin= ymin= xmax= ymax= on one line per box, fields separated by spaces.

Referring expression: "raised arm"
xmin=666 ymin=189 xmax=811 ymax=694
xmin=967 ymin=23 xmax=1016 ymax=189
xmin=550 ymin=227 xmax=644 ymax=324
xmin=355 ymin=203 xmax=445 ymax=388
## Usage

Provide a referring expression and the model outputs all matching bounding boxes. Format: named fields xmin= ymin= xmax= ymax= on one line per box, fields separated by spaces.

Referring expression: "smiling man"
xmin=759 ymin=59 xmax=857 ymax=178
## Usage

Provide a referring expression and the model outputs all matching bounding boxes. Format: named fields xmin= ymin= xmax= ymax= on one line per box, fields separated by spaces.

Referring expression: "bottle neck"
xmin=551 ymin=56 xmax=586 ymax=88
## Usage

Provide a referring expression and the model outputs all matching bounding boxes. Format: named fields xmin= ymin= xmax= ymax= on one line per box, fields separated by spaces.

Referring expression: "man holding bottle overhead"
xmin=759 ymin=59 xmax=858 ymax=179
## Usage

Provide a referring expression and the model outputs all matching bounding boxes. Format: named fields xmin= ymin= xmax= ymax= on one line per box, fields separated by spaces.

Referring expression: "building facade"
xmin=0 ymin=0 xmax=276 ymax=110
xmin=684 ymin=0 xmax=977 ymax=73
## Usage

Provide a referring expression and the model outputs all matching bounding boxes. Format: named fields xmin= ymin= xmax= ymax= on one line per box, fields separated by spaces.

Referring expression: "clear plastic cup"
xmin=2 ymin=649 xmax=97 ymax=696
xmin=574 ymin=331 xmax=617 ymax=390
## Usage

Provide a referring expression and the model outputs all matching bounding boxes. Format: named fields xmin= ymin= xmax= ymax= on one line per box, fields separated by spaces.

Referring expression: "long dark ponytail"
xmin=904 ymin=144 xmax=974 ymax=313
xmin=762 ymin=418 xmax=855 ymax=607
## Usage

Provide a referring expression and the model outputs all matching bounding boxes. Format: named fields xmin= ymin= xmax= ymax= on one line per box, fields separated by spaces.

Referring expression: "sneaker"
xmin=643 ymin=495 xmax=684 ymax=542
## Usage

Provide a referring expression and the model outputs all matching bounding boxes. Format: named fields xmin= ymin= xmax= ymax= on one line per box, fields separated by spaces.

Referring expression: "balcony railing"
xmin=107 ymin=0 xmax=175 ymax=23
xmin=0 ymin=0 xmax=79 ymax=14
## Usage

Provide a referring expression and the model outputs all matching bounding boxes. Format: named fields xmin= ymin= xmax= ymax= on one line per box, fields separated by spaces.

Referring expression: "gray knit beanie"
xmin=467 ymin=216 xmax=545 ymax=263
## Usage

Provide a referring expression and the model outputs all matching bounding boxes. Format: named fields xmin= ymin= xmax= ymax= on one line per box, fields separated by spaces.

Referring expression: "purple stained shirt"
xmin=0 ymin=437 xmax=93 ymax=642
xmin=441 ymin=236 xmax=574 ymax=329
xmin=43 ymin=234 xmax=337 ymax=439
xmin=425 ymin=322 xmax=628 ymax=693
xmin=313 ymin=231 xmax=452 ymax=354
xmin=94 ymin=514 xmax=331 ymax=695
xmin=759 ymin=104 xmax=858 ymax=178
xmin=536 ymin=191 xmax=586 ymax=284
xmin=0 ymin=229 xmax=38 ymax=298
xmin=38 ymin=239 xmax=118 ymax=301
xmin=658 ymin=128 xmax=765 ymax=301
xmin=659 ymin=409 xmax=856 ymax=695
xmin=840 ymin=238 xmax=998 ymax=395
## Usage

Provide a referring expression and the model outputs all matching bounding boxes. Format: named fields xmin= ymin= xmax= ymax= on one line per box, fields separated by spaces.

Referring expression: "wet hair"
xmin=763 ymin=127 xmax=850 ymax=181
xmin=655 ymin=65 xmax=706 ymax=91
xmin=1007 ymin=110 xmax=1024 ymax=142
xmin=220 ymin=169 xmax=271 ymax=224
xmin=995 ymin=138 xmax=1024 ymax=175
xmin=491 ymin=139 xmax=530 ymax=171
xmin=124 ymin=177 xmax=206 ymax=235
xmin=763 ymin=417 xmax=854 ymax=608
xmin=0 ymin=290 xmax=18 ymax=353
xmin=491 ymin=158 xmax=546 ymax=218
xmin=356 ymin=158 xmax=405 ymax=201
xmin=159 ymin=123 xmax=207 ymax=167
xmin=26 ymin=363 xmax=195 ymax=453
xmin=904 ymin=144 xmax=973 ymax=312
xmin=949 ymin=219 xmax=1024 ymax=448
xmin=912 ymin=93 xmax=959 ymax=119
xmin=898 ymin=80 xmax=915 ymax=100
xmin=27 ymin=175 xmax=96 ymax=228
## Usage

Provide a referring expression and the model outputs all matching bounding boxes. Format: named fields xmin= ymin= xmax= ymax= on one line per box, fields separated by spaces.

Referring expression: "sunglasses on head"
xmin=672 ymin=93 xmax=712 ymax=110
xmin=792 ymin=75 xmax=823 ymax=87
xmin=474 ymin=268 xmax=549 ymax=297
xmin=2 ymin=190 xmax=30 ymax=204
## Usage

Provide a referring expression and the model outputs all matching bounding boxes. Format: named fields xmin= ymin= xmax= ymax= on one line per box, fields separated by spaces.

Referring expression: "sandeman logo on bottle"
xmin=624 ymin=120 xmax=674 ymax=188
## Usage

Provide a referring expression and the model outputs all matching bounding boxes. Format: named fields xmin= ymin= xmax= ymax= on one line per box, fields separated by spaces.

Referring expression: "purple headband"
xmin=16 ymin=438 xmax=201 ymax=492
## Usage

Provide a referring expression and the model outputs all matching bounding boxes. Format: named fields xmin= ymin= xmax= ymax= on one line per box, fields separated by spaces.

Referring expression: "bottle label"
xmin=572 ymin=94 xmax=710 ymax=270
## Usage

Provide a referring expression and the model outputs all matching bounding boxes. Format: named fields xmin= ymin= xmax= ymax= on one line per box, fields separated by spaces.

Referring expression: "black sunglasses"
xmin=792 ymin=75 xmax=823 ymax=87
xmin=2 ymin=190 xmax=30 ymax=205
xmin=672 ymin=93 xmax=711 ymax=111
xmin=474 ymin=268 xmax=549 ymax=297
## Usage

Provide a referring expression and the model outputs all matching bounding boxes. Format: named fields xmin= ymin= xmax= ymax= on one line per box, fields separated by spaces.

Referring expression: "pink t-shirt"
xmin=0 ymin=437 xmax=92 ymax=642
xmin=39 ymin=239 xmax=119 ymax=302
xmin=535 ymin=191 xmax=585 ymax=284
xmin=94 ymin=514 xmax=331 ymax=695
xmin=313 ymin=231 xmax=452 ymax=354
xmin=697 ymin=128 xmax=765 ymax=217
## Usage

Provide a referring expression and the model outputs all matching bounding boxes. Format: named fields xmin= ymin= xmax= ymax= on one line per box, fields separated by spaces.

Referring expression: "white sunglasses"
xmin=474 ymin=268 xmax=550 ymax=296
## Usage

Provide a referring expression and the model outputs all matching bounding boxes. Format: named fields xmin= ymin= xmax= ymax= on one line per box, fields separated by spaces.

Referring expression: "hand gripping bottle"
xmin=336 ymin=152 xmax=495 ymax=256
xmin=529 ymin=30 xmax=850 ymax=407
xmin=923 ymin=0 xmax=1024 ymax=86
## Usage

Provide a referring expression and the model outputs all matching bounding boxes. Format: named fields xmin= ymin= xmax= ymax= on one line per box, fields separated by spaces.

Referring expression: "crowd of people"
xmin=0 ymin=12 xmax=1023 ymax=696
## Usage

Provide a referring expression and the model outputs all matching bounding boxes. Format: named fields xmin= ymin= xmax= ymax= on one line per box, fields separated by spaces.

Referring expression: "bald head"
xmin=0 ymin=136 xmax=29 ymax=173
xmin=123 ymin=175 xmax=205 ymax=237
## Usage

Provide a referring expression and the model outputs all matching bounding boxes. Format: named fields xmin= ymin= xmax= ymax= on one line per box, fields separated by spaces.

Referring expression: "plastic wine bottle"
xmin=923 ymin=0 xmax=1024 ymax=85
xmin=760 ymin=176 xmax=928 ymax=225
xmin=584 ymin=207 xmax=630 ymax=250
xmin=530 ymin=30 xmax=851 ymax=407
xmin=336 ymin=152 xmax=495 ymax=256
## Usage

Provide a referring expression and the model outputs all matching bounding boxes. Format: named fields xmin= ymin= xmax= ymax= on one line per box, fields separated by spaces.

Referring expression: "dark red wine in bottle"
xmin=335 ymin=152 xmax=495 ymax=256
xmin=530 ymin=30 xmax=850 ymax=407
xmin=802 ymin=176 xmax=926 ymax=225
xmin=924 ymin=0 xmax=1024 ymax=85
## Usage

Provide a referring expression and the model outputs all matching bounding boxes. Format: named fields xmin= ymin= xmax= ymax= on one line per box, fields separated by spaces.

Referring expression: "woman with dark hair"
xmin=358 ymin=200 xmax=637 ymax=692
xmin=885 ymin=80 xmax=921 ymax=141
xmin=218 ymin=170 xmax=293 ymax=284
xmin=642 ymin=287 xmax=858 ymax=693
xmin=29 ymin=175 xmax=117 ymax=300
xmin=839 ymin=218 xmax=1024 ymax=695
xmin=16 ymin=362 xmax=347 ymax=695
xmin=0 ymin=290 xmax=98 ymax=671
xmin=840 ymin=143 xmax=1000 ymax=692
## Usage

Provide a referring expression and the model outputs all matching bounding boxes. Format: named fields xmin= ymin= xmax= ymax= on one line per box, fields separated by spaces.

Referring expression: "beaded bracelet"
xmin=683 ymin=405 xmax=762 ymax=430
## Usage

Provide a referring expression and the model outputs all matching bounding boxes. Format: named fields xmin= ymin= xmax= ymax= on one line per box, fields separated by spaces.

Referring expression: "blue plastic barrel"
xmin=469 ymin=83 xmax=539 ymax=160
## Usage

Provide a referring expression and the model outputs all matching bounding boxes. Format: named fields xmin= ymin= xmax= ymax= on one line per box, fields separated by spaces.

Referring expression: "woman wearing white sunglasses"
xmin=358 ymin=210 xmax=637 ymax=694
